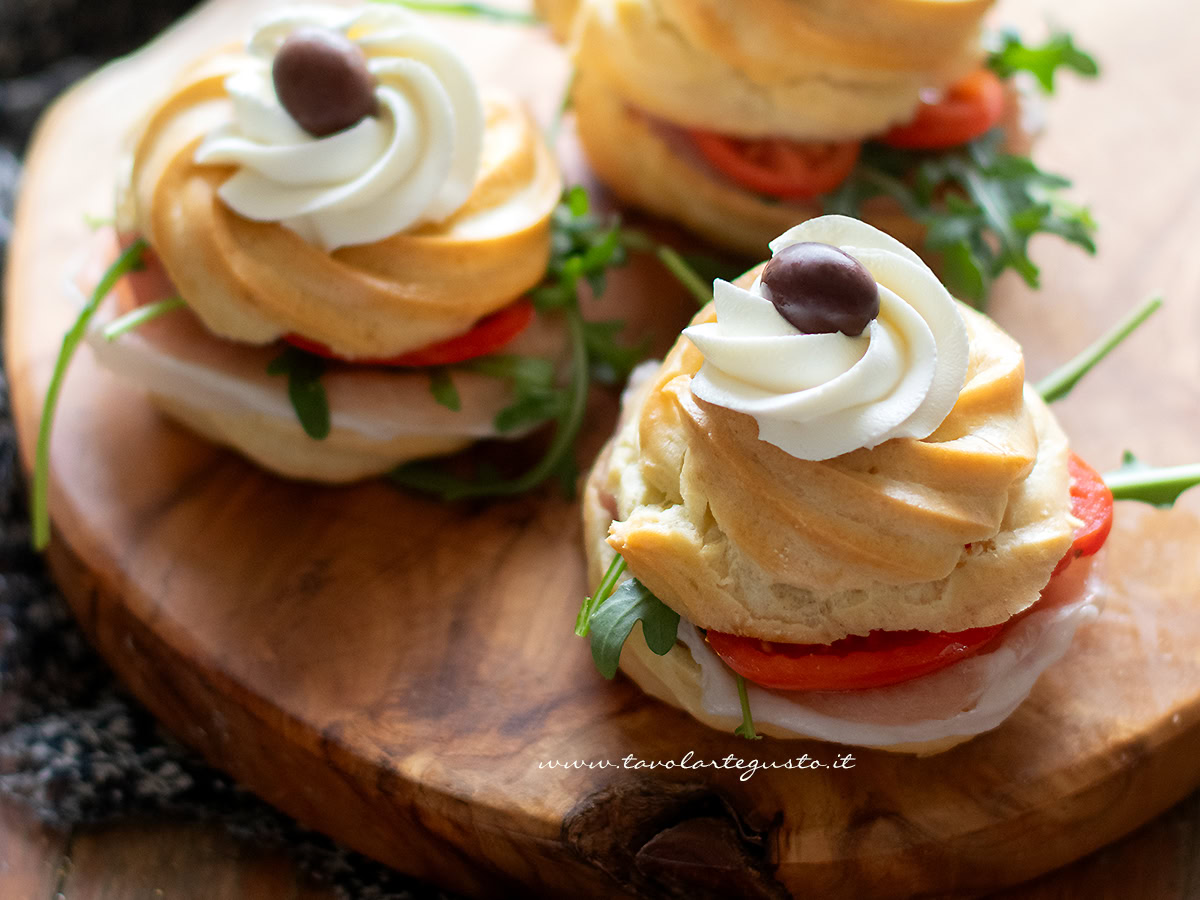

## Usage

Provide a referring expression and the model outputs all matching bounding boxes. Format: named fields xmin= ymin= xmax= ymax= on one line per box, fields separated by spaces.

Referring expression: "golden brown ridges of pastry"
xmin=123 ymin=53 xmax=561 ymax=359
xmin=599 ymin=271 xmax=1074 ymax=644
xmin=571 ymin=0 xmax=993 ymax=141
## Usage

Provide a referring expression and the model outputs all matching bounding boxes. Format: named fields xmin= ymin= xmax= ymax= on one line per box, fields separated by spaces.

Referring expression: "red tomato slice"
xmin=1052 ymin=452 xmax=1115 ymax=575
xmin=284 ymin=298 xmax=534 ymax=368
xmin=881 ymin=69 xmax=1006 ymax=150
xmin=707 ymin=623 xmax=1004 ymax=693
xmin=687 ymin=130 xmax=862 ymax=200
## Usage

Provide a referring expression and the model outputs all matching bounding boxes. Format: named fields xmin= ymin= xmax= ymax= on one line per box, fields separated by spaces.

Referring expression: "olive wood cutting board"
xmin=6 ymin=0 xmax=1200 ymax=897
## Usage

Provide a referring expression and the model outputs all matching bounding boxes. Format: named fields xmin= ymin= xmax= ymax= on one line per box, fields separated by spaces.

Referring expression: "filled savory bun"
xmin=533 ymin=0 xmax=581 ymax=40
xmin=572 ymin=69 xmax=1035 ymax=257
xmin=595 ymin=279 xmax=1073 ymax=644
xmin=120 ymin=51 xmax=561 ymax=359
xmin=570 ymin=0 xmax=993 ymax=140
xmin=83 ymin=274 xmax=567 ymax=482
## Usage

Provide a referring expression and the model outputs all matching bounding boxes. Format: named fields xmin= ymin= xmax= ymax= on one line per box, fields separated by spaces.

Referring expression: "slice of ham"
xmin=72 ymin=232 xmax=568 ymax=444
xmin=676 ymin=556 xmax=1103 ymax=748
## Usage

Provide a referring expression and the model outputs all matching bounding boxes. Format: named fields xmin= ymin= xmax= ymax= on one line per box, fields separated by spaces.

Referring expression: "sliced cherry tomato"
xmin=687 ymin=130 xmax=862 ymax=201
xmin=881 ymin=69 xmax=1006 ymax=150
xmin=707 ymin=622 xmax=1004 ymax=693
xmin=284 ymin=298 xmax=534 ymax=368
xmin=1053 ymin=452 xmax=1115 ymax=575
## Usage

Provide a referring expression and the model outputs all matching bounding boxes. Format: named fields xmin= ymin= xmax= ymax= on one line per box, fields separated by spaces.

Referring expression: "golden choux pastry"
xmin=82 ymin=4 xmax=572 ymax=483
xmin=580 ymin=217 xmax=1106 ymax=752
xmin=570 ymin=0 xmax=992 ymax=141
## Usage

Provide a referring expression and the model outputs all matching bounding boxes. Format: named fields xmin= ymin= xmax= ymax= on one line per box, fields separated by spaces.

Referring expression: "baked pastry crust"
xmin=593 ymin=269 xmax=1074 ymax=645
xmin=122 ymin=52 xmax=562 ymax=359
xmin=571 ymin=0 xmax=992 ymax=140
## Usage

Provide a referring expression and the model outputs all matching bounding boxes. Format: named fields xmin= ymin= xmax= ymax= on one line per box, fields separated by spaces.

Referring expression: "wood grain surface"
xmin=5 ymin=0 xmax=1200 ymax=898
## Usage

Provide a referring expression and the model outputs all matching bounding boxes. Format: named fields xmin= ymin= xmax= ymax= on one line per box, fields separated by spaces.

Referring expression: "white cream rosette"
xmin=684 ymin=215 xmax=970 ymax=461
xmin=195 ymin=4 xmax=484 ymax=250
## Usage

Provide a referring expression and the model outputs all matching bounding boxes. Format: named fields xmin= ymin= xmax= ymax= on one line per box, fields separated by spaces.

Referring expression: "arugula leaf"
xmin=267 ymin=347 xmax=331 ymax=440
xmin=429 ymin=368 xmax=461 ymax=412
xmin=32 ymin=239 xmax=148 ymax=549
xmin=370 ymin=0 xmax=538 ymax=24
xmin=101 ymin=296 xmax=186 ymax=341
xmin=987 ymin=29 xmax=1100 ymax=93
xmin=1104 ymin=452 xmax=1200 ymax=509
xmin=391 ymin=304 xmax=590 ymax=499
xmin=1036 ymin=297 xmax=1161 ymax=403
xmin=588 ymin=577 xmax=680 ymax=679
xmin=828 ymin=132 xmax=1097 ymax=305
xmin=733 ymin=675 xmax=762 ymax=741
xmin=582 ymin=319 xmax=648 ymax=385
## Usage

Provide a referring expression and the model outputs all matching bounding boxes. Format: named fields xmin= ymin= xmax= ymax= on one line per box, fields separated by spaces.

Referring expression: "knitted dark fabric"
xmin=0 ymin=4 xmax=452 ymax=898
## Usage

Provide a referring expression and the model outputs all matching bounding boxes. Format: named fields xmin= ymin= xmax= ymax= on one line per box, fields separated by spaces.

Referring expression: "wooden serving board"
xmin=7 ymin=0 xmax=1200 ymax=897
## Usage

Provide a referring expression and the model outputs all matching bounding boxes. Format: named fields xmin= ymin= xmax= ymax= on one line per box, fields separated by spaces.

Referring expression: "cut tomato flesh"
xmin=687 ymin=130 xmax=862 ymax=200
xmin=710 ymin=452 xmax=1113 ymax=693
xmin=707 ymin=624 xmax=1003 ymax=692
xmin=881 ymin=69 xmax=1006 ymax=150
xmin=284 ymin=298 xmax=534 ymax=368
xmin=1052 ymin=451 xmax=1115 ymax=576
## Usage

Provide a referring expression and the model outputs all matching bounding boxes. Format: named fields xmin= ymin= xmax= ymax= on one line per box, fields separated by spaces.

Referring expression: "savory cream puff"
xmin=580 ymin=216 xmax=1112 ymax=753
xmin=551 ymin=0 xmax=1095 ymax=301
xmin=80 ymin=4 xmax=564 ymax=482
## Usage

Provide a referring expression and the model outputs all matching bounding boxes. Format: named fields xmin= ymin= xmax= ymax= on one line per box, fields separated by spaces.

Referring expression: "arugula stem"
xmin=575 ymin=553 xmax=627 ymax=637
xmin=392 ymin=308 xmax=590 ymax=499
xmin=622 ymin=229 xmax=714 ymax=308
xmin=546 ymin=65 xmax=576 ymax=148
xmin=32 ymin=239 xmax=147 ymax=549
xmin=1104 ymin=463 xmax=1200 ymax=505
xmin=101 ymin=296 xmax=186 ymax=341
xmin=733 ymin=675 xmax=762 ymax=741
xmin=1036 ymin=297 xmax=1162 ymax=403
xmin=656 ymin=245 xmax=714 ymax=308
xmin=372 ymin=0 xmax=539 ymax=23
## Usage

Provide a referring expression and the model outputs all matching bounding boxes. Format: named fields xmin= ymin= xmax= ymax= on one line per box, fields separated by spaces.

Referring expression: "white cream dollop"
xmin=194 ymin=5 xmax=484 ymax=250
xmin=683 ymin=216 xmax=970 ymax=461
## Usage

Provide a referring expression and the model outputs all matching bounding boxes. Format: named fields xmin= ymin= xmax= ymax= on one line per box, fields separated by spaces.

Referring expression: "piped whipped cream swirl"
xmin=683 ymin=216 xmax=970 ymax=461
xmin=194 ymin=5 xmax=484 ymax=250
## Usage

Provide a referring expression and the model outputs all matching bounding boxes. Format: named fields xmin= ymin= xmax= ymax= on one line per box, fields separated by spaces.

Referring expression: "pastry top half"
xmin=600 ymin=216 xmax=1074 ymax=644
xmin=119 ymin=5 xmax=562 ymax=359
xmin=568 ymin=0 xmax=995 ymax=140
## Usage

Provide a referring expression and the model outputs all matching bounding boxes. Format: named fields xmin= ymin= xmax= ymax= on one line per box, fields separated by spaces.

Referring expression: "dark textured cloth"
xmin=0 ymin=4 xmax=450 ymax=898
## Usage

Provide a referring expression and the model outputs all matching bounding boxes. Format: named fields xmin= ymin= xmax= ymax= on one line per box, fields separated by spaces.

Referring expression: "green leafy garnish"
xmin=101 ymin=296 xmax=187 ymax=341
xmin=267 ymin=347 xmax=331 ymax=440
xmin=576 ymin=553 xmax=627 ymax=636
xmin=588 ymin=577 xmax=680 ymax=679
xmin=987 ymin=29 xmax=1100 ymax=93
xmin=463 ymin=354 xmax=564 ymax=431
xmin=371 ymin=0 xmax=538 ymax=24
xmin=733 ymin=675 xmax=762 ymax=741
xmin=429 ymin=368 xmax=461 ymax=412
xmin=826 ymin=132 xmax=1097 ymax=305
xmin=1104 ymin=452 xmax=1200 ymax=509
xmin=391 ymin=306 xmax=589 ymax=498
xmin=32 ymin=239 xmax=148 ymax=549
xmin=1036 ymin=297 xmax=1162 ymax=403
